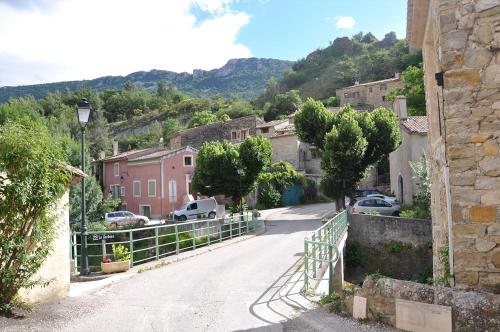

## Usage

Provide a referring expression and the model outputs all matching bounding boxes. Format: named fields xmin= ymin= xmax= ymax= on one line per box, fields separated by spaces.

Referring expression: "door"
xmin=186 ymin=202 xmax=198 ymax=219
xmin=140 ymin=205 xmax=151 ymax=219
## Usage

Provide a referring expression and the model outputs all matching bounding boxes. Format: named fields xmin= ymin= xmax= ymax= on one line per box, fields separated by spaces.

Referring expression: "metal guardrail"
xmin=70 ymin=212 xmax=260 ymax=272
xmin=303 ymin=210 xmax=348 ymax=295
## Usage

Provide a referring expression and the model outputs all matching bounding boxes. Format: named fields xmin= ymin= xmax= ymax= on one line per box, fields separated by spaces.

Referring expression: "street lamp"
xmin=76 ymin=98 xmax=91 ymax=275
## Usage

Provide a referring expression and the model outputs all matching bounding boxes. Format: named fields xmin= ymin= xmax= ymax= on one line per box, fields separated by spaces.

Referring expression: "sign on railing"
xmin=70 ymin=212 xmax=260 ymax=273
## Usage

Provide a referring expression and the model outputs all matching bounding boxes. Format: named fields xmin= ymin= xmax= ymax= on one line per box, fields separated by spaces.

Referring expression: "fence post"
xmin=219 ymin=219 xmax=223 ymax=242
xmin=312 ymin=233 xmax=317 ymax=278
xmin=328 ymin=244 xmax=333 ymax=297
xmin=318 ymin=229 xmax=322 ymax=268
xmin=129 ymin=230 xmax=134 ymax=267
xmin=245 ymin=215 xmax=249 ymax=235
xmin=72 ymin=233 xmax=78 ymax=273
xmin=229 ymin=217 xmax=233 ymax=239
xmin=207 ymin=220 xmax=211 ymax=246
xmin=304 ymin=240 xmax=309 ymax=292
xmin=175 ymin=225 xmax=179 ymax=255
xmin=192 ymin=221 xmax=196 ymax=250
xmin=155 ymin=227 xmax=159 ymax=260
xmin=238 ymin=215 xmax=242 ymax=237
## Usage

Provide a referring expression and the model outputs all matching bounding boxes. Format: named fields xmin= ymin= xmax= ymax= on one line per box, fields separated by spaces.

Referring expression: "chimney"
xmin=355 ymin=81 xmax=360 ymax=85
xmin=395 ymin=72 xmax=401 ymax=79
xmin=112 ymin=140 xmax=119 ymax=156
xmin=159 ymin=137 xmax=164 ymax=148
xmin=393 ymin=95 xmax=407 ymax=121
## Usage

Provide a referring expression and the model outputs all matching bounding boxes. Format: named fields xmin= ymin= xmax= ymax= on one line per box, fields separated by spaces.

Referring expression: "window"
xmin=183 ymin=155 xmax=193 ymax=167
xmin=120 ymin=186 xmax=125 ymax=197
xmin=231 ymin=131 xmax=238 ymax=140
xmin=148 ymin=179 xmax=156 ymax=197
xmin=261 ymin=127 xmax=269 ymax=134
xmin=369 ymin=87 xmax=373 ymax=93
xmin=380 ymin=84 xmax=387 ymax=91
xmin=114 ymin=163 xmax=120 ymax=177
xmin=110 ymin=184 xmax=120 ymax=199
xmin=344 ymin=93 xmax=349 ymax=98
xmin=121 ymin=203 xmax=128 ymax=211
xmin=310 ymin=148 xmax=320 ymax=159
xmin=168 ymin=179 xmax=177 ymax=203
xmin=382 ymin=95 xmax=386 ymax=101
xmin=241 ymin=129 xmax=248 ymax=140
xmin=188 ymin=203 xmax=198 ymax=210
xmin=133 ymin=181 xmax=141 ymax=197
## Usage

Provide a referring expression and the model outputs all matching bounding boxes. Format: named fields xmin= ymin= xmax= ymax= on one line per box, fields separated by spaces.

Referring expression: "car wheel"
xmin=179 ymin=215 xmax=187 ymax=221
xmin=138 ymin=219 xmax=146 ymax=226
xmin=208 ymin=211 xmax=216 ymax=219
xmin=392 ymin=211 xmax=400 ymax=217
xmin=110 ymin=222 xmax=118 ymax=228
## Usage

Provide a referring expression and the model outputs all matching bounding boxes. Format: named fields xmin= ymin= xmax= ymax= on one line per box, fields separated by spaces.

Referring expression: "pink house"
xmin=101 ymin=146 xmax=197 ymax=219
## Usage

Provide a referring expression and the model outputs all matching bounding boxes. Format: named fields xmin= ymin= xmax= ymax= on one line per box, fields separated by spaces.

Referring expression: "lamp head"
xmin=76 ymin=98 xmax=91 ymax=127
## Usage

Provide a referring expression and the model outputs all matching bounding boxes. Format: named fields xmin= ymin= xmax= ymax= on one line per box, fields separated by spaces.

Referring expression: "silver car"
xmin=105 ymin=211 xmax=149 ymax=227
xmin=349 ymin=197 xmax=400 ymax=216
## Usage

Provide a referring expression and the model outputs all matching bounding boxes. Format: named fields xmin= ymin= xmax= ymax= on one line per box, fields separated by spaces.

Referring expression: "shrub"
xmin=0 ymin=121 xmax=70 ymax=312
xmin=400 ymin=203 xmax=431 ymax=219
xmin=112 ymin=244 xmax=131 ymax=262
xmin=258 ymin=184 xmax=281 ymax=209
xmin=302 ymin=178 xmax=318 ymax=203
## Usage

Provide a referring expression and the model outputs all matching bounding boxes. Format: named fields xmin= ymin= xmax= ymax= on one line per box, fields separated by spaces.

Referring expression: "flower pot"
xmin=101 ymin=260 xmax=130 ymax=274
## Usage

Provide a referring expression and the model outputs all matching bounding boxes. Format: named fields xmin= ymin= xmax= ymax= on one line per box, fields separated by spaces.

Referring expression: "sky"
xmin=0 ymin=0 xmax=407 ymax=87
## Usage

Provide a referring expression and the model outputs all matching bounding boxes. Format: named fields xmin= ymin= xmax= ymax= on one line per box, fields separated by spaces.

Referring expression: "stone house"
xmin=408 ymin=0 xmax=500 ymax=290
xmin=169 ymin=115 xmax=265 ymax=149
xmin=100 ymin=145 xmax=197 ymax=219
xmin=389 ymin=96 xmax=429 ymax=204
xmin=336 ymin=74 xmax=404 ymax=110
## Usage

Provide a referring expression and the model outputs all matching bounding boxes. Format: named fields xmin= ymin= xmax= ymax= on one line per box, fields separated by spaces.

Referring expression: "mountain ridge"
xmin=0 ymin=57 xmax=293 ymax=103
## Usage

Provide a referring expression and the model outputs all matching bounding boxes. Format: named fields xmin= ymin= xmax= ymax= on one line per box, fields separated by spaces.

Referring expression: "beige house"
xmin=389 ymin=96 xmax=429 ymax=204
xmin=408 ymin=0 xmax=500 ymax=290
xmin=21 ymin=166 xmax=85 ymax=303
xmin=336 ymin=74 xmax=404 ymax=110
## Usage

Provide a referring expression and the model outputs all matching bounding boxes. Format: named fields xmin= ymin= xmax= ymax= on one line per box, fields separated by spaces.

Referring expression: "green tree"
xmin=0 ymin=120 xmax=70 ymax=311
xmin=264 ymin=90 xmax=302 ymax=121
xmin=295 ymin=103 xmax=401 ymax=207
xmin=162 ymin=118 xmax=183 ymax=143
xmin=386 ymin=65 xmax=426 ymax=115
xmin=192 ymin=136 xmax=272 ymax=204
xmin=187 ymin=110 xmax=218 ymax=128
xmin=156 ymin=80 xmax=168 ymax=98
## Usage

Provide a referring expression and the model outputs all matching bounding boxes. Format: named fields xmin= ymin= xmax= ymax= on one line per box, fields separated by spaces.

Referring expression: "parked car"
xmin=174 ymin=198 xmax=217 ymax=221
xmin=366 ymin=194 xmax=398 ymax=204
xmin=105 ymin=211 xmax=150 ymax=227
xmin=348 ymin=197 xmax=400 ymax=216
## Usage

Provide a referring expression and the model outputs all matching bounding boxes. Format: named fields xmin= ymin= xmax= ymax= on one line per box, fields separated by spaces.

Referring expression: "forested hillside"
xmin=255 ymin=32 xmax=422 ymax=108
xmin=0 ymin=58 xmax=293 ymax=103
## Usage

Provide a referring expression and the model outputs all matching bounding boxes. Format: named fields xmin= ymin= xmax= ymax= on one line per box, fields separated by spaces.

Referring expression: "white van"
xmin=174 ymin=198 xmax=217 ymax=221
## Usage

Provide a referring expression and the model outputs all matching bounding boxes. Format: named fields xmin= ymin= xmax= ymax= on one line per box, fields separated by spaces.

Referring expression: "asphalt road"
xmin=1 ymin=203 xmax=395 ymax=332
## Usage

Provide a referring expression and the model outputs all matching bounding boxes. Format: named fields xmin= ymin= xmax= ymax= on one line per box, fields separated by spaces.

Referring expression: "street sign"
xmin=91 ymin=234 xmax=115 ymax=241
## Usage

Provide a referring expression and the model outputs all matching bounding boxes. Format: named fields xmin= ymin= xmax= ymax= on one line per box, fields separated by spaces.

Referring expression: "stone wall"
xmin=356 ymin=275 xmax=500 ymax=331
xmin=336 ymin=76 xmax=403 ymax=110
xmin=421 ymin=0 xmax=500 ymax=290
xmin=170 ymin=116 xmax=264 ymax=149
xmin=346 ymin=214 xmax=433 ymax=284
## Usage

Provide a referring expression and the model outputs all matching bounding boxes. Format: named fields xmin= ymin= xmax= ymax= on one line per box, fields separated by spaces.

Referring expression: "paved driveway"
xmin=1 ymin=203 xmax=394 ymax=332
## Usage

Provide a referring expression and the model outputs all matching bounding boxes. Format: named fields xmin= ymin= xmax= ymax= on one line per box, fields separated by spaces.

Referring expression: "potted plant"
xmin=101 ymin=244 xmax=131 ymax=274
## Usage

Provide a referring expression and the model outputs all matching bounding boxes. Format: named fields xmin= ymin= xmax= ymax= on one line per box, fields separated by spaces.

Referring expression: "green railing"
xmin=303 ymin=210 xmax=348 ymax=295
xmin=70 ymin=212 xmax=260 ymax=272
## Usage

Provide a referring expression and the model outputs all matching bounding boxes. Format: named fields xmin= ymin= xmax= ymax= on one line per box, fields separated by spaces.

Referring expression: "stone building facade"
xmin=169 ymin=115 xmax=264 ymax=149
xmin=408 ymin=0 xmax=500 ymax=290
xmin=336 ymin=74 xmax=403 ymax=110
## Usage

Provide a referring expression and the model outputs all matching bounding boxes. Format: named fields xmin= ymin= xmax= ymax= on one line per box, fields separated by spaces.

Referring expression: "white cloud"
xmin=335 ymin=16 xmax=356 ymax=29
xmin=0 ymin=0 xmax=251 ymax=86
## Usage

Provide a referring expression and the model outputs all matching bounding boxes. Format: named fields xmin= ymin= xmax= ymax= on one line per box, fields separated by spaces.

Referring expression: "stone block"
xmin=483 ymin=64 xmax=500 ymax=85
xmin=353 ymin=296 xmax=367 ymax=319
xmin=454 ymin=223 xmax=486 ymax=237
xmin=475 ymin=238 xmax=497 ymax=252
xmin=476 ymin=0 xmax=500 ymax=12
xmin=450 ymin=171 xmax=477 ymax=186
xmin=488 ymin=224 xmax=500 ymax=236
xmin=491 ymin=249 xmax=500 ymax=268
xmin=444 ymin=69 xmax=481 ymax=88
xmin=479 ymin=156 xmax=500 ymax=175
xmin=481 ymin=191 xmax=500 ymax=205
xmin=474 ymin=24 xmax=494 ymax=44
xmin=454 ymin=251 xmax=489 ymax=271
xmin=455 ymin=271 xmax=479 ymax=286
xmin=483 ymin=141 xmax=498 ymax=156
xmin=442 ymin=31 xmax=469 ymax=52
xmin=448 ymin=144 xmax=475 ymax=159
xmin=475 ymin=176 xmax=500 ymax=189
xmin=471 ymin=134 xmax=492 ymax=143
xmin=450 ymin=158 xmax=476 ymax=172
xmin=395 ymin=299 xmax=452 ymax=332
xmin=464 ymin=48 xmax=493 ymax=69
xmin=472 ymin=107 xmax=494 ymax=117
xmin=470 ymin=205 xmax=497 ymax=222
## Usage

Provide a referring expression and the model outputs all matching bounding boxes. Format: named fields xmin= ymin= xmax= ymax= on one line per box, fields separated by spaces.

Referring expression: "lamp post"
xmin=76 ymin=98 xmax=91 ymax=275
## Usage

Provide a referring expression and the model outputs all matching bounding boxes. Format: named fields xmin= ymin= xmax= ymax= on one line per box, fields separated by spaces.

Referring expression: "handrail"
xmin=70 ymin=212 xmax=260 ymax=273
xmin=303 ymin=210 xmax=348 ymax=296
